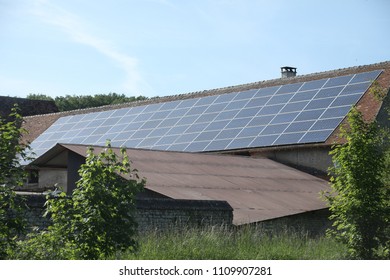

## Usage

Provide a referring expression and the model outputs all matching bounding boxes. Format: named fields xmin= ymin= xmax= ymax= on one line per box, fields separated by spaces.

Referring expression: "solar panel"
xmin=28 ymin=69 xmax=382 ymax=159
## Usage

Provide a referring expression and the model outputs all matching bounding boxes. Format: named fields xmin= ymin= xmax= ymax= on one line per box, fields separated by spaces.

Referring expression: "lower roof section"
xmin=29 ymin=143 xmax=331 ymax=225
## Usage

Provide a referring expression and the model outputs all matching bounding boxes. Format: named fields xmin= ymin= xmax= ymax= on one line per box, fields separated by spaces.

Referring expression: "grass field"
xmin=116 ymin=226 xmax=347 ymax=260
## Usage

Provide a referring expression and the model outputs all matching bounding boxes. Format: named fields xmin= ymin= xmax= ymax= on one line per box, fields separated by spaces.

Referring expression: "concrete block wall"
xmin=18 ymin=194 xmax=330 ymax=236
xmin=18 ymin=194 xmax=234 ymax=232
xmin=135 ymin=198 xmax=234 ymax=232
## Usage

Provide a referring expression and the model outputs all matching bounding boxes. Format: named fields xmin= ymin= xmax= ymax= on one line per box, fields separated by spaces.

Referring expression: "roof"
xmin=29 ymin=143 xmax=331 ymax=225
xmin=22 ymin=61 xmax=390 ymax=151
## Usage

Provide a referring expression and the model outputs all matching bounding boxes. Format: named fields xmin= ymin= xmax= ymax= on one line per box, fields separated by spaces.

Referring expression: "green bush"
xmin=17 ymin=144 xmax=145 ymax=260
xmin=0 ymin=106 xmax=30 ymax=259
xmin=326 ymin=107 xmax=389 ymax=259
xmin=11 ymin=229 xmax=75 ymax=260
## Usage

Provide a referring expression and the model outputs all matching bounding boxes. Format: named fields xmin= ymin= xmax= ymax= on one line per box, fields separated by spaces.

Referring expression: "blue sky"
xmin=1 ymin=0 xmax=389 ymax=98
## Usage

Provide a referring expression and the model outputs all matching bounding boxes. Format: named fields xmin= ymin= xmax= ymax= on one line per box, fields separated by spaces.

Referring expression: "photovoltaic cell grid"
xmin=29 ymin=70 xmax=382 ymax=158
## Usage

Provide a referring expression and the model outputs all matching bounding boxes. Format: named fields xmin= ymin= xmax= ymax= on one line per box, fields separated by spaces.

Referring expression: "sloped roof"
xmin=29 ymin=143 xmax=331 ymax=225
xmin=22 ymin=61 xmax=390 ymax=151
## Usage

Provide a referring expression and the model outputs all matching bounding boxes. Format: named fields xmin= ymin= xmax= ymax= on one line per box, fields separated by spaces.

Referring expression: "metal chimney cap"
xmin=281 ymin=66 xmax=297 ymax=72
xmin=281 ymin=66 xmax=297 ymax=78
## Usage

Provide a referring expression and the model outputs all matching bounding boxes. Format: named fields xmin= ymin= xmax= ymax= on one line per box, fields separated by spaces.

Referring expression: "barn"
xmin=21 ymin=61 xmax=390 ymax=233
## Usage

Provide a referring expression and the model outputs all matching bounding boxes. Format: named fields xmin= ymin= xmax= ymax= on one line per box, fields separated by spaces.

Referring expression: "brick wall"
xmin=19 ymin=194 xmax=233 ymax=232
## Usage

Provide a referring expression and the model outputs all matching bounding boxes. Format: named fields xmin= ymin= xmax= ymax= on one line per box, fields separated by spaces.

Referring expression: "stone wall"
xmin=19 ymin=194 xmax=234 ymax=232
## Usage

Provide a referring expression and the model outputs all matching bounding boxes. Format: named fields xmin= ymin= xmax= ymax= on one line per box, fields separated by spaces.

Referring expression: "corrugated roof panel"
xmin=29 ymin=144 xmax=331 ymax=225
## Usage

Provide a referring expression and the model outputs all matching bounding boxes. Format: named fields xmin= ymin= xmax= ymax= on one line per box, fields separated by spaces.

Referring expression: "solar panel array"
xmin=29 ymin=70 xmax=382 ymax=159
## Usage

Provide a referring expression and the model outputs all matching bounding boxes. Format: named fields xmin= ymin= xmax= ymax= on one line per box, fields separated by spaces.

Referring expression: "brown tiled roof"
xmin=22 ymin=61 xmax=390 ymax=147
xmin=29 ymin=143 xmax=331 ymax=225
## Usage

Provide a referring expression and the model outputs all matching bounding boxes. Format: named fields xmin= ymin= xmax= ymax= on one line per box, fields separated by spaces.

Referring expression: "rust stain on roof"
xmin=30 ymin=143 xmax=331 ymax=225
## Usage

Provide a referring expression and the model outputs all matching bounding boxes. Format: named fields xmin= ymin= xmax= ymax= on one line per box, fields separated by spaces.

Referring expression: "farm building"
xmin=21 ymin=61 xmax=390 ymax=232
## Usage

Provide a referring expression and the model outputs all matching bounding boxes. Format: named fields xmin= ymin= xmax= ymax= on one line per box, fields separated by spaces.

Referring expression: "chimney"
xmin=281 ymin=66 xmax=297 ymax=78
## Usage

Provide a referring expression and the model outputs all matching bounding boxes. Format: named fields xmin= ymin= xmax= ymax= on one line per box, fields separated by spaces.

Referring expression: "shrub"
xmin=0 ymin=106 xmax=30 ymax=259
xmin=42 ymin=143 xmax=145 ymax=259
xmin=326 ymin=107 xmax=389 ymax=259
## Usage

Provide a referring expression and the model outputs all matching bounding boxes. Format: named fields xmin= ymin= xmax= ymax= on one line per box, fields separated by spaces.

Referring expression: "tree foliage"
xmin=326 ymin=107 xmax=389 ymax=259
xmin=0 ymin=106 xmax=30 ymax=259
xmin=41 ymin=143 xmax=145 ymax=259
xmin=25 ymin=93 xmax=54 ymax=102
xmin=27 ymin=93 xmax=148 ymax=112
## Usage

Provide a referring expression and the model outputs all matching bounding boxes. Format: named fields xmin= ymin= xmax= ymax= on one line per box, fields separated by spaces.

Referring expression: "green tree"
xmin=44 ymin=143 xmax=145 ymax=259
xmin=26 ymin=93 xmax=54 ymax=101
xmin=326 ymin=107 xmax=389 ymax=259
xmin=27 ymin=93 xmax=149 ymax=111
xmin=0 ymin=106 xmax=30 ymax=259
xmin=53 ymin=93 xmax=148 ymax=111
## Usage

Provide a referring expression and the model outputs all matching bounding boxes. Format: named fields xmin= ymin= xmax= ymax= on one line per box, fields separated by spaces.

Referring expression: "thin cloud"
xmin=29 ymin=0 xmax=154 ymax=96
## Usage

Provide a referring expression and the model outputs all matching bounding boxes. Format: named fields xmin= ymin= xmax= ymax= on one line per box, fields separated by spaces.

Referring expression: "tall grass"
xmin=116 ymin=226 xmax=347 ymax=260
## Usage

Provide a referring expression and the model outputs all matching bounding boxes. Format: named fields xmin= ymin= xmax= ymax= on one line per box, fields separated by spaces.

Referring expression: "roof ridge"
xmin=23 ymin=60 xmax=390 ymax=119
xmin=291 ymin=60 xmax=390 ymax=80
xmin=146 ymin=60 xmax=390 ymax=98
